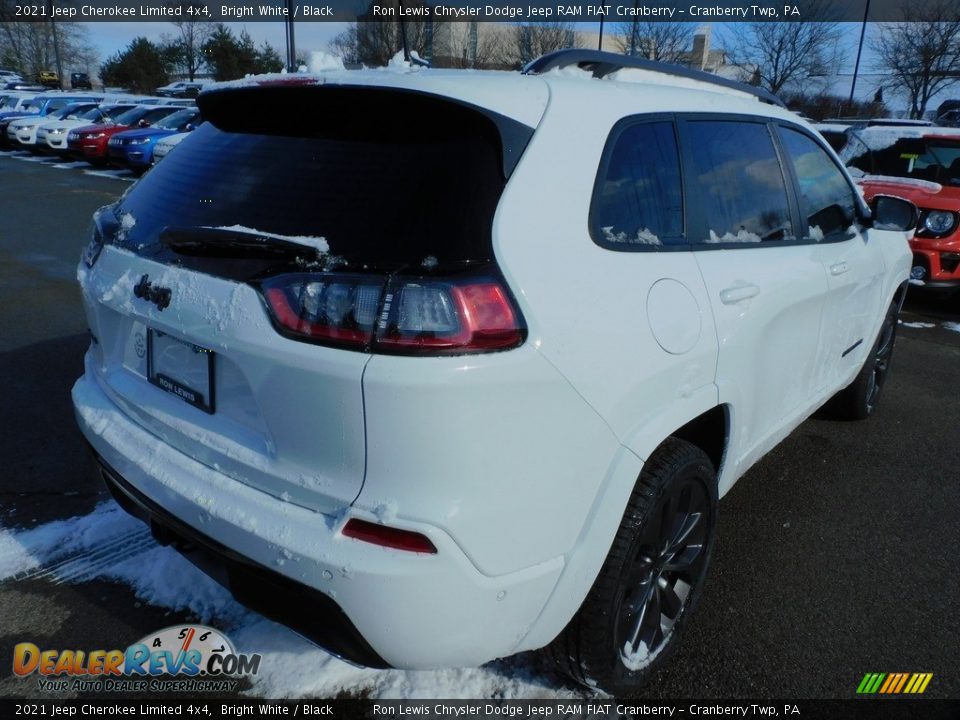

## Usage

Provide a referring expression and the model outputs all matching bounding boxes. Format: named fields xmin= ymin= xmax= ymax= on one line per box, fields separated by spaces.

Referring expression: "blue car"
xmin=107 ymin=108 xmax=202 ymax=172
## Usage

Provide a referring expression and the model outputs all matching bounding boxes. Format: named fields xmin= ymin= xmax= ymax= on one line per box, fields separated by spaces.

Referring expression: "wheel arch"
xmin=515 ymin=402 xmax=729 ymax=654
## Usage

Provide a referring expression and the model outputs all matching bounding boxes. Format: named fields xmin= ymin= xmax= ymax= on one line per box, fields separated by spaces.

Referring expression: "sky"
xmin=77 ymin=20 xmax=918 ymax=110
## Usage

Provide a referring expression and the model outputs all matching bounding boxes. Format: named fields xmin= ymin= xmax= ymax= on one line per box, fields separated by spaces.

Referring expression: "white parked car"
xmin=151 ymin=131 xmax=189 ymax=163
xmin=8 ymin=101 xmax=100 ymax=148
xmin=37 ymin=103 xmax=137 ymax=154
xmin=73 ymin=51 xmax=914 ymax=694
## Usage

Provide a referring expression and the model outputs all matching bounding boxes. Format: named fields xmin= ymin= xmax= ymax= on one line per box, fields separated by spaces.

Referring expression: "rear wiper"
xmin=160 ymin=227 xmax=323 ymax=261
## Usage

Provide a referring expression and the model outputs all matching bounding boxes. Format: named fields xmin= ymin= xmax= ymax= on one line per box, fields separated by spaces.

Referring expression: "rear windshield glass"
xmin=115 ymin=87 xmax=524 ymax=271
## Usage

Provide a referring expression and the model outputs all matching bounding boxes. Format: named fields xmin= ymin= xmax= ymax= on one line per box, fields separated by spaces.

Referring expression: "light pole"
xmin=285 ymin=0 xmax=297 ymax=71
xmin=848 ymin=0 xmax=872 ymax=113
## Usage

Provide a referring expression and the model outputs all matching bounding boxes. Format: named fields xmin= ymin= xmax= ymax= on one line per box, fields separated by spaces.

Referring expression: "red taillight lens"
xmin=262 ymin=273 xmax=384 ymax=349
xmin=260 ymin=271 xmax=525 ymax=355
xmin=342 ymin=519 xmax=437 ymax=554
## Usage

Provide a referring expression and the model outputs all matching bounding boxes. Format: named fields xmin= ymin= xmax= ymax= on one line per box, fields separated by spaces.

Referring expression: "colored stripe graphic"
xmin=857 ymin=673 xmax=932 ymax=694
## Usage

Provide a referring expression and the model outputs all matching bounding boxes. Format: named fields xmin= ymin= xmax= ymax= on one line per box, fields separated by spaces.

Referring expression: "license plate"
xmin=147 ymin=329 xmax=215 ymax=413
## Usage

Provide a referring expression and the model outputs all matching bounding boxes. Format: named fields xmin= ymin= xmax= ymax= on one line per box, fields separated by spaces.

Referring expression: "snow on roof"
xmin=850 ymin=125 xmax=960 ymax=151
xmin=856 ymin=174 xmax=943 ymax=194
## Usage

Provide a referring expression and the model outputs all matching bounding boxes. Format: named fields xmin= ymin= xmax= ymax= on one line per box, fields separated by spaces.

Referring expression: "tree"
xmin=872 ymin=0 xmax=960 ymax=118
xmin=0 ymin=13 xmax=97 ymax=84
xmin=203 ymin=25 xmax=283 ymax=80
xmin=724 ymin=0 xmax=843 ymax=95
xmin=440 ymin=22 xmax=508 ymax=69
xmin=513 ymin=22 xmax=578 ymax=67
xmin=168 ymin=6 xmax=215 ymax=80
xmin=614 ymin=21 xmax=693 ymax=62
xmin=329 ymin=25 xmax=360 ymax=65
xmin=99 ymin=37 xmax=169 ymax=93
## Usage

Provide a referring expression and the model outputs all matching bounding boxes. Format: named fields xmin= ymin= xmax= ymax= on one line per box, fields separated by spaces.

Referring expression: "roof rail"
xmin=522 ymin=49 xmax=786 ymax=108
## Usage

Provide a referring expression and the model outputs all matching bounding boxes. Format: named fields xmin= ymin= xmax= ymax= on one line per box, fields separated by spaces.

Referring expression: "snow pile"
xmin=0 ymin=503 xmax=583 ymax=699
xmin=849 ymin=125 xmax=960 ymax=151
xmin=900 ymin=321 xmax=934 ymax=328
xmin=943 ymin=321 xmax=960 ymax=334
xmin=208 ymin=225 xmax=329 ymax=255
xmin=386 ymin=50 xmax=427 ymax=72
xmin=601 ymin=226 xmax=661 ymax=246
xmin=706 ymin=229 xmax=763 ymax=244
xmin=308 ymin=51 xmax=345 ymax=73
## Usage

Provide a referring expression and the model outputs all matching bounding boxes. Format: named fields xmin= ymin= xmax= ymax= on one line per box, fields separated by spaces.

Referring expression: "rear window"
xmin=115 ymin=87 xmax=527 ymax=272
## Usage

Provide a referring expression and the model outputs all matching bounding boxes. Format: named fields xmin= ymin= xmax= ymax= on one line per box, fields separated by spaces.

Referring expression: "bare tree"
xmin=0 ymin=13 xmax=97 ymax=84
xmin=614 ymin=21 xmax=693 ymax=63
xmin=872 ymin=0 xmax=960 ymax=118
xmin=724 ymin=0 xmax=843 ymax=95
xmin=329 ymin=25 xmax=360 ymax=65
xmin=513 ymin=22 xmax=579 ymax=67
xmin=168 ymin=4 xmax=216 ymax=80
xmin=440 ymin=22 xmax=509 ymax=69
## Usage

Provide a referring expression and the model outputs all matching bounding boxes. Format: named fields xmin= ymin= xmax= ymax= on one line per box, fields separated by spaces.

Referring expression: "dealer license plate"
xmin=147 ymin=329 xmax=215 ymax=413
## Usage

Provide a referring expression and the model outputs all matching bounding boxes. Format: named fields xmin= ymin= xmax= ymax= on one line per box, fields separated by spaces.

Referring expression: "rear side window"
xmin=686 ymin=121 xmax=794 ymax=245
xmin=115 ymin=87 xmax=523 ymax=272
xmin=777 ymin=127 xmax=857 ymax=240
xmin=590 ymin=121 xmax=684 ymax=249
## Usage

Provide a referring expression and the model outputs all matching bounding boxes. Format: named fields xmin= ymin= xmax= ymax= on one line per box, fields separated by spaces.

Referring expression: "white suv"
xmin=72 ymin=51 xmax=914 ymax=694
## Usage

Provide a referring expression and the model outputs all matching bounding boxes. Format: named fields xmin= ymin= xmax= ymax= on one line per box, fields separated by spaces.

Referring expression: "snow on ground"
xmin=0 ymin=502 xmax=582 ymax=699
xmin=900 ymin=321 xmax=935 ymax=328
xmin=83 ymin=169 xmax=135 ymax=182
xmin=944 ymin=321 xmax=960 ymax=333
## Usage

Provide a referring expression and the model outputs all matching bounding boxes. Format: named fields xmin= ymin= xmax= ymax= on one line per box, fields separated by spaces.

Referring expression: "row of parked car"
xmin=813 ymin=118 xmax=960 ymax=292
xmin=0 ymin=90 xmax=198 ymax=172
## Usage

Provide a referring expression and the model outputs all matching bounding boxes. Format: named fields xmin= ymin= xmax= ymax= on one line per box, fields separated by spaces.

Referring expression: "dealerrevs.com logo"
xmin=13 ymin=625 xmax=261 ymax=693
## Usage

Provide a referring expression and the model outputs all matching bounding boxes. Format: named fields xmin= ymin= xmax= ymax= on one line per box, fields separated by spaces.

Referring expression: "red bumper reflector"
xmin=342 ymin=519 xmax=437 ymax=554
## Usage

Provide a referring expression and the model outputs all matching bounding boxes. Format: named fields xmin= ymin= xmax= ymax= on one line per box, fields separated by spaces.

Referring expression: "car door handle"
xmin=830 ymin=262 xmax=849 ymax=276
xmin=719 ymin=283 xmax=760 ymax=305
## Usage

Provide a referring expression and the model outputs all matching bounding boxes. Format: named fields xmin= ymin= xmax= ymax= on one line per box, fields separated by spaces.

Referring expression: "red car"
xmin=843 ymin=126 xmax=960 ymax=292
xmin=67 ymin=105 xmax=180 ymax=165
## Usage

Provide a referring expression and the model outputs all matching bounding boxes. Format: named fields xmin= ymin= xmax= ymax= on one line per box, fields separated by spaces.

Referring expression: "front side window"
xmin=590 ymin=121 xmax=684 ymax=249
xmin=686 ymin=120 xmax=793 ymax=245
xmin=778 ymin=126 xmax=858 ymax=240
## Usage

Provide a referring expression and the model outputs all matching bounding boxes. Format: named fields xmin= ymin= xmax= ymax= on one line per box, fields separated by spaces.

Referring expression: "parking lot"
xmin=0 ymin=149 xmax=958 ymax=700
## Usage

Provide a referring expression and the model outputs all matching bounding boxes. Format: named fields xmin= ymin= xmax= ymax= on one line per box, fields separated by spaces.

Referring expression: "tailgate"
xmin=79 ymin=246 xmax=368 ymax=514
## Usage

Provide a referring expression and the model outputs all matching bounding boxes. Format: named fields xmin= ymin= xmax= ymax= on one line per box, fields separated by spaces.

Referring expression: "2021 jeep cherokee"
xmin=72 ymin=50 xmax=914 ymax=693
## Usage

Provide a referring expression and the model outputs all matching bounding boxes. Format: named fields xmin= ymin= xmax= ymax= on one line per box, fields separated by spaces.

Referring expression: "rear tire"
xmin=826 ymin=301 xmax=898 ymax=421
xmin=546 ymin=438 xmax=717 ymax=694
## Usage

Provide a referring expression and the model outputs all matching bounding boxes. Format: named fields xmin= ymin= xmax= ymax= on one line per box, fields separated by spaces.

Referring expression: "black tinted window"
xmin=591 ymin=121 xmax=683 ymax=248
xmin=115 ymin=89 xmax=516 ymax=271
xmin=687 ymin=121 xmax=793 ymax=244
xmin=778 ymin=127 xmax=857 ymax=240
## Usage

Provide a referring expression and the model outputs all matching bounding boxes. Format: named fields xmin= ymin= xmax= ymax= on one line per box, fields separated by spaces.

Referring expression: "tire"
xmin=826 ymin=301 xmax=898 ymax=421
xmin=546 ymin=437 xmax=718 ymax=694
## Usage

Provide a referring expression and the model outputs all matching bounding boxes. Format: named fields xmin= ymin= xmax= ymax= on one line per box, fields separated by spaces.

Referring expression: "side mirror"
xmin=138 ymin=119 xmax=150 ymax=128
xmin=870 ymin=195 xmax=918 ymax=232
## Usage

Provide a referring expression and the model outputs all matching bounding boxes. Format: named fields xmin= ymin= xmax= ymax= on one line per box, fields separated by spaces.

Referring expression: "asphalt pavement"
xmin=0 ymin=151 xmax=957 ymax=701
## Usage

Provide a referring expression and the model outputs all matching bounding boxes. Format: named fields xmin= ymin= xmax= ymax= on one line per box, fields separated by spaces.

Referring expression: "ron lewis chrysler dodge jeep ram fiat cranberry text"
xmin=72 ymin=51 xmax=915 ymax=694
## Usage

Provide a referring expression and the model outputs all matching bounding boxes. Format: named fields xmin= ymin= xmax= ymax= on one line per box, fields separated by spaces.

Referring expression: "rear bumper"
xmin=93 ymin=447 xmax=389 ymax=668
xmin=72 ymin=359 xmax=564 ymax=669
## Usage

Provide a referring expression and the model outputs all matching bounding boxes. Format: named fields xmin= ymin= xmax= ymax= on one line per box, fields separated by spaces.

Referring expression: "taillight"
xmin=260 ymin=271 xmax=525 ymax=355
xmin=342 ymin=518 xmax=437 ymax=554
xmin=261 ymin=273 xmax=384 ymax=349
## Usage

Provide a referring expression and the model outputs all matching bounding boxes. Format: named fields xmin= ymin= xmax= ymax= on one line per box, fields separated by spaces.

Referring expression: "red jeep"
xmin=842 ymin=126 xmax=960 ymax=292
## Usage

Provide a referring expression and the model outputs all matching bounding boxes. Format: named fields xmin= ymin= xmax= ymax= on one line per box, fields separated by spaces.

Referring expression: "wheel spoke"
xmin=638 ymin=588 xmax=663 ymax=650
xmin=624 ymin=578 xmax=656 ymax=649
xmin=667 ymin=510 xmax=702 ymax=555
xmin=664 ymin=543 xmax=704 ymax=573
xmin=658 ymin=576 xmax=683 ymax=620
